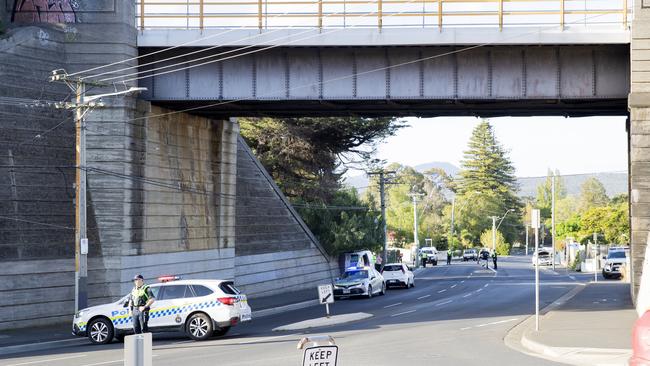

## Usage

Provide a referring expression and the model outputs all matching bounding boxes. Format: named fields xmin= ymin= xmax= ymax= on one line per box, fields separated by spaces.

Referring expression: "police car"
xmin=72 ymin=276 xmax=252 ymax=344
xmin=333 ymin=266 xmax=385 ymax=299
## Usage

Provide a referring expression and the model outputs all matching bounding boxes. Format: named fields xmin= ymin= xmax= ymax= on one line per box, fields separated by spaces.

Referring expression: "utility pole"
xmin=409 ymin=192 xmax=424 ymax=268
xmin=594 ymin=233 xmax=598 ymax=283
xmin=367 ymin=170 xmax=395 ymax=265
xmin=50 ymin=70 xmax=145 ymax=312
xmin=491 ymin=216 xmax=498 ymax=251
xmin=552 ymin=173 xmax=556 ymax=270
xmin=449 ymin=196 xmax=455 ymax=243
xmin=531 ymin=208 xmax=541 ymax=331
xmin=525 ymin=224 xmax=529 ymax=256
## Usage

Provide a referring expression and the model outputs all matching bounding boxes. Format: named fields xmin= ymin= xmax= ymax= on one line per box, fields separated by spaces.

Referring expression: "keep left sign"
xmin=302 ymin=345 xmax=338 ymax=366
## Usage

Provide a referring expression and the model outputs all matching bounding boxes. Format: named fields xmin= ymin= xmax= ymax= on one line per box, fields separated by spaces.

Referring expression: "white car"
xmin=532 ymin=250 xmax=552 ymax=266
xmin=333 ymin=266 xmax=386 ymax=299
xmin=420 ymin=247 xmax=438 ymax=266
xmin=381 ymin=263 xmax=414 ymax=288
xmin=72 ymin=277 xmax=252 ymax=344
xmin=602 ymin=247 xmax=629 ymax=279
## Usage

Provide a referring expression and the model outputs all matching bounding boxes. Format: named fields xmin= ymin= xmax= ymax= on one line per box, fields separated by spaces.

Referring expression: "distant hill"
xmin=342 ymin=162 xmax=460 ymax=193
xmin=344 ymin=161 xmax=627 ymax=199
xmin=517 ymin=172 xmax=628 ymax=198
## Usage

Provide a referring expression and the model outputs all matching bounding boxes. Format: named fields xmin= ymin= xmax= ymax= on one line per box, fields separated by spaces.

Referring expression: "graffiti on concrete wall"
xmin=11 ymin=0 xmax=78 ymax=24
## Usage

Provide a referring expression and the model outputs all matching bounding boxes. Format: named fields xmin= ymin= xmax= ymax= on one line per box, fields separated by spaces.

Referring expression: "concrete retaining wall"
xmin=235 ymin=137 xmax=337 ymax=298
xmin=630 ymin=1 xmax=650 ymax=303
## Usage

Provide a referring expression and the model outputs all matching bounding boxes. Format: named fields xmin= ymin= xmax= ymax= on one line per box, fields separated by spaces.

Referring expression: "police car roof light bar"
xmin=158 ymin=275 xmax=181 ymax=282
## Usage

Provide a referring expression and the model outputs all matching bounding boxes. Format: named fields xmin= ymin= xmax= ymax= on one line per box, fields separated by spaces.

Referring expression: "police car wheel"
xmin=88 ymin=318 xmax=114 ymax=345
xmin=187 ymin=313 xmax=213 ymax=341
xmin=366 ymin=285 xmax=373 ymax=299
xmin=213 ymin=326 xmax=230 ymax=337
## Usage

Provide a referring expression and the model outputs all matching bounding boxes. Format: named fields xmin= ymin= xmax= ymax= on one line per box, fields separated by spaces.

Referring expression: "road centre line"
xmin=463 ymin=293 xmax=472 ymax=298
xmin=436 ymin=300 xmax=453 ymax=306
xmin=391 ymin=310 xmax=417 ymax=317
xmin=476 ymin=288 xmax=483 ymax=293
xmin=383 ymin=302 xmax=402 ymax=308
xmin=484 ymin=284 xmax=489 ymax=288
xmin=451 ymin=284 xmax=457 ymax=288
xmin=437 ymin=289 xmax=447 ymax=293
xmin=417 ymin=294 xmax=431 ymax=300
xmin=460 ymin=280 xmax=465 ymax=283
xmin=6 ymin=355 xmax=86 ymax=366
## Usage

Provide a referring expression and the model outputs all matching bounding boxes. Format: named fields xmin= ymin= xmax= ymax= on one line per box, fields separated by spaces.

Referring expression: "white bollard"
xmin=124 ymin=333 xmax=152 ymax=366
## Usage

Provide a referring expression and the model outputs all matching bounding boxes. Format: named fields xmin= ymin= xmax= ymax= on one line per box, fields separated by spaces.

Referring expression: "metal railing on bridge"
xmin=136 ymin=0 xmax=630 ymax=31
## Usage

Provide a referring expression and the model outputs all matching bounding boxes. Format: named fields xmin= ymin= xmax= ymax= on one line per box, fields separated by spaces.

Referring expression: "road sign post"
xmin=318 ymin=284 xmax=334 ymax=318
xmin=531 ymin=208 xmax=541 ymax=332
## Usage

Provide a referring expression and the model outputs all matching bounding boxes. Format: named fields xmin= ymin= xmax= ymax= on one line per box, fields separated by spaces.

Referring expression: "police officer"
xmin=447 ymin=250 xmax=452 ymax=265
xmin=129 ymin=274 xmax=155 ymax=334
xmin=492 ymin=250 xmax=498 ymax=270
xmin=421 ymin=250 xmax=427 ymax=268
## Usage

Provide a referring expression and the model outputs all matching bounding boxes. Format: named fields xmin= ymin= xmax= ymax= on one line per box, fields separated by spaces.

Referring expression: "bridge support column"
xmin=629 ymin=1 xmax=650 ymax=303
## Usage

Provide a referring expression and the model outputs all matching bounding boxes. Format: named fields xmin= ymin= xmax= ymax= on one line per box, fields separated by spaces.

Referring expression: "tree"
xmin=578 ymin=177 xmax=609 ymax=212
xmin=535 ymin=169 xmax=567 ymax=220
xmin=240 ymin=116 xmax=404 ymax=201
xmin=296 ymin=189 xmax=384 ymax=256
xmin=480 ymin=229 xmax=508 ymax=255
xmin=455 ymin=120 xmax=523 ymax=243
xmin=365 ymin=163 xmax=449 ymax=247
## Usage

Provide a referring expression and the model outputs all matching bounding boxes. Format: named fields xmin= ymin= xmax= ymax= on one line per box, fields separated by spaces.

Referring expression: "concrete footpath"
xmin=506 ymin=281 xmax=636 ymax=366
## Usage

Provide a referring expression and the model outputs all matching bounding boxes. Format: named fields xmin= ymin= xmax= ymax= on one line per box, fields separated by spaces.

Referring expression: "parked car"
xmin=462 ymin=249 xmax=478 ymax=261
xmin=602 ymin=247 xmax=629 ymax=279
xmin=420 ymin=247 xmax=438 ymax=266
xmin=381 ymin=263 xmax=414 ymax=288
xmin=333 ymin=266 xmax=385 ymax=299
xmin=72 ymin=277 xmax=251 ymax=344
xmin=532 ymin=249 xmax=552 ymax=266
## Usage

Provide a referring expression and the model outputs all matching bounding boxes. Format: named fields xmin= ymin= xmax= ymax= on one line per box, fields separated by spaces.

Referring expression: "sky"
xmin=365 ymin=116 xmax=628 ymax=178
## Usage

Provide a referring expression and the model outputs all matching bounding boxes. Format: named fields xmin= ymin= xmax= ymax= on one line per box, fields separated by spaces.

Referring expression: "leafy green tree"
xmin=479 ymin=229 xmax=508 ymax=255
xmin=535 ymin=169 xmax=567 ymax=220
xmin=578 ymin=177 xmax=609 ymax=212
xmin=240 ymin=116 xmax=403 ymax=200
xmin=296 ymin=189 xmax=383 ymax=256
xmin=455 ymin=120 xmax=523 ymax=243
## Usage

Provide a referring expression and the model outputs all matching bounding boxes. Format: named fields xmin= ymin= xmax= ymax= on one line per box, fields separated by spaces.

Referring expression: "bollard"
xmin=124 ymin=333 xmax=152 ymax=366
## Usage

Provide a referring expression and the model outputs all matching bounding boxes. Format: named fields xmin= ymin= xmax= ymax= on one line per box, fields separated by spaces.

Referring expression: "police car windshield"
xmin=608 ymin=251 xmax=626 ymax=259
xmin=341 ymin=270 xmax=368 ymax=280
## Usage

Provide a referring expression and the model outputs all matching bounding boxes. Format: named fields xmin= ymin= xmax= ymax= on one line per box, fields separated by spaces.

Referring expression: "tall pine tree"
xmin=455 ymin=120 xmax=522 ymax=244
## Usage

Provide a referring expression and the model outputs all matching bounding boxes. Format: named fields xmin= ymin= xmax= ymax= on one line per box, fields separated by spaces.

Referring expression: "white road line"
xmin=487 ymin=267 xmax=497 ymax=274
xmin=83 ymin=360 xmax=123 ymax=366
xmin=460 ymin=326 xmax=472 ymax=331
xmin=383 ymin=302 xmax=403 ymax=308
xmin=437 ymin=289 xmax=447 ymax=293
xmin=6 ymin=355 xmax=86 ymax=366
xmin=476 ymin=288 xmax=483 ymax=293
xmin=484 ymin=284 xmax=489 ymax=288
xmin=462 ymin=293 xmax=472 ymax=298
xmin=391 ymin=310 xmax=417 ymax=317
xmin=451 ymin=284 xmax=457 ymax=288
xmin=476 ymin=318 xmax=519 ymax=328
xmin=417 ymin=295 xmax=431 ymax=300
xmin=460 ymin=280 xmax=465 ymax=284
xmin=569 ymin=275 xmax=577 ymax=281
xmin=436 ymin=300 xmax=453 ymax=306
xmin=237 ymin=334 xmax=297 ymax=345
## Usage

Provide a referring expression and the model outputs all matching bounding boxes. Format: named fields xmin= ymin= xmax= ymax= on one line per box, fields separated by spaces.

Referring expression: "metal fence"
xmin=136 ymin=0 xmax=630 ymax=30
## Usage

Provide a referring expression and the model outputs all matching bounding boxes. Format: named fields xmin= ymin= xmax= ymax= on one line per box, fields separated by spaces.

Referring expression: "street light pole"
xmin=491 ymin=216 xmax=497 ymax=251
xmin=552 ymin=173 xmax=556 ymax=270
xmin=409 ymin=193 xmax=424 ymax=268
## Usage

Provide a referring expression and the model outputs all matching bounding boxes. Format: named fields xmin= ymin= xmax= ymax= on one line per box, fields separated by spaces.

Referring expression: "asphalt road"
xmin=0 ymin=257 xmax=595 ymax=366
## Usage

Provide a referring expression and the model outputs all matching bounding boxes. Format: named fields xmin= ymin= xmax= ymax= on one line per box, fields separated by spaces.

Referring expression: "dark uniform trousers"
xmin=132 ymin=308 xmax=149 ymax=334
